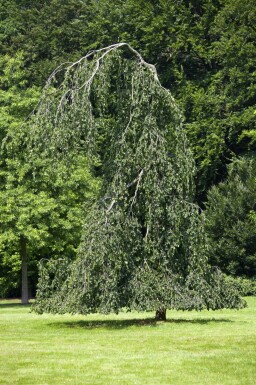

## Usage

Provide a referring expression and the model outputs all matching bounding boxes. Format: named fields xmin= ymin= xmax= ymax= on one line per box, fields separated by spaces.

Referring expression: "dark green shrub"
xmin=224 ymin=275 xmax=256 ymax=296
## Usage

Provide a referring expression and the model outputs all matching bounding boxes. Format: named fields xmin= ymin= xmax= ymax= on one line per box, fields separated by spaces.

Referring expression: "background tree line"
xmin=0 ymin=0 xmax=255 ymax=299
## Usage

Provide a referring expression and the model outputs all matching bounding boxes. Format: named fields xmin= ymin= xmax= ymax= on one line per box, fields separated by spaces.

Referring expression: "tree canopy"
xmin=30 ymin=44 xmax=245 ymax=316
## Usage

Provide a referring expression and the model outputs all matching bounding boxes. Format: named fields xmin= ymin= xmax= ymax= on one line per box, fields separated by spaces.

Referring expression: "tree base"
xmin=155 ymin=308 xmax=166 ymax=321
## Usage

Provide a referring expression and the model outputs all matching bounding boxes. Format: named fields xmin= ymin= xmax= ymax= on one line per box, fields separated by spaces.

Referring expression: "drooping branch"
xmin=32 ymin=43 xmax=182 ymax=131
xmin=130 ymin=169 xmax=144 ymax=211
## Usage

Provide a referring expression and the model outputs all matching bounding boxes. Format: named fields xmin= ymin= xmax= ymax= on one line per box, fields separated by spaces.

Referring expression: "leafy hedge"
xmin=225 ymin=275 xmax=256 ymax=296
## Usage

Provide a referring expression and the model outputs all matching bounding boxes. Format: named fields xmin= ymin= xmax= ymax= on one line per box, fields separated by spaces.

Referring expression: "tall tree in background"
xmin=0 ymin=52 xmax=100 ymax=302
xmin=205 ymin=157 xmax=256 ymax=277
xmin=0 ymin=52 xmax=41 ymax=302
xmin=179 ymin=0 xmax=256 ymax=197
xmin=31 ymin=44 xmax=244 ymax=318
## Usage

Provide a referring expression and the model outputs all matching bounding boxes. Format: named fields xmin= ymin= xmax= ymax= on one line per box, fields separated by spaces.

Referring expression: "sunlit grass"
xmin=0 ymin=298 xmax=256 ymax=385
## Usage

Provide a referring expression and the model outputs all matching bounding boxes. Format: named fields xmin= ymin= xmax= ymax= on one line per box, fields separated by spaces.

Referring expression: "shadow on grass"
xmin=0 ymin=302 xmax=31 ymax=309
xmin=48 ymin=317 xmax=233 ymax=330
xmin=0 ymin=299 xmax=35 ymax=309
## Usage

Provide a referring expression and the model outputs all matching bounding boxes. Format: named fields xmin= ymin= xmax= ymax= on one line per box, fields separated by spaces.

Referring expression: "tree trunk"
xmin=155 ymin=307 xmax=166 ymax=321
xmin=20 ymin=236 xmax=29 ymax=304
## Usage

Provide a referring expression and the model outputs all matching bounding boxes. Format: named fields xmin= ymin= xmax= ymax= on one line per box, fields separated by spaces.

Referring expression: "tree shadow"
xmin=48 ymin=317 xmax=233 ymax=330
xmin=0 ymin=302 xmax=28 ymax=309
xmin=0 ymin=299 xmax=34 ymax=309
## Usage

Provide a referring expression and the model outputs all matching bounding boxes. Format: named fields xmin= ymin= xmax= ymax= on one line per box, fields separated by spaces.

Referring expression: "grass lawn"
xmin=0 ymin=298 xmax=256 ymax=385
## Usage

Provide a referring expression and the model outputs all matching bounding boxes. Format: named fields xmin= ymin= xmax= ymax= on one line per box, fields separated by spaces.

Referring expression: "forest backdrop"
xmin=0 ymin=0 xmax=256 ymax=299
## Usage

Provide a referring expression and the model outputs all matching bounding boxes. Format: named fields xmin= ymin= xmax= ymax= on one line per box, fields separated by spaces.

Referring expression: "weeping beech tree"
xmin=30 ymin=43 xmax=245 ymax=318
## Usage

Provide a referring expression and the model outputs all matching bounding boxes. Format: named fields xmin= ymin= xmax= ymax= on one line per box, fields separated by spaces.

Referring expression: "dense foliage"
xmin=1 ymin=0 xmax=255 ymax=195
xmin=0 ymin=0 xmax=255 ymax=300
xmin=206 ymin=158 xmax=256 ymax=277
xmin=224 ymin=275 xmax=256 ymax=297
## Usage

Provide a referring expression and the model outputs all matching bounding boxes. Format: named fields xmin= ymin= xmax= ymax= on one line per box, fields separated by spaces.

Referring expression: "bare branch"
xmin=130 ymin=169 xmax=144 ymax=210
xmin=106 ymin=199 xmax=116 ymax=214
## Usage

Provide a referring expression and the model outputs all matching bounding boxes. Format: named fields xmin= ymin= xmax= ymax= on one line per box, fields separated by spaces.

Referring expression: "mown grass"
xmin=0 ymin=298 xmax=256 ymax=385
